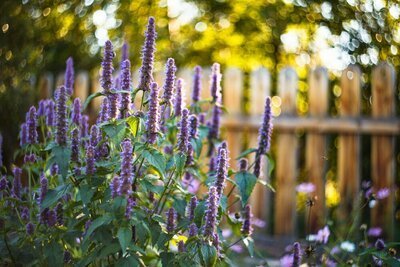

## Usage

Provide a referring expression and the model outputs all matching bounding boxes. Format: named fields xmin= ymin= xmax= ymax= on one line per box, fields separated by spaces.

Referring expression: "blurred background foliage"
xmin=0 ymin=0 xmax=399 ymax=166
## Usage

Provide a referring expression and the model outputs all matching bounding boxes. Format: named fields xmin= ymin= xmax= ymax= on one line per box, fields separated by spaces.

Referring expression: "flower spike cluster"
xmin=55 ymin=86 xmax=68 ymax=145
xmin=118 ymin=139 xmax=134 ymax=196
xmin=120 ymin=59 xmax=132 ymax=118
xmin=192 ymin=66 xmax=202 ymax=103
xmin=26 ymin=106 xmax=38 ymax=144
xmin=138 ymin=17 xmax=157 ymax=92
xmin=162 ymin=58 xmax=176 ymax=105
xmin=203 ymin=186 xmax=219 ymax=238
xmin=101 ymin=40 xmax=114 ymax=94
xmin=147 ymin=82 xmax=160 ymax=144
xmin=177 ymin=109 xmax=189 ymax=153
xmin=174 ymin=78 xmax=184 ymax=117
xmin=64 ymin=57 xmax=74 ymax=95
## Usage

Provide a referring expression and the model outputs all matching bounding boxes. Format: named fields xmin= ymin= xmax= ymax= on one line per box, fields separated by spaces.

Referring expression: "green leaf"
xmin=235 ymin=171 xmax=257 ymax=206
xmin=266 ymin=153 xmax=275 ymax=177
xmin=83 ymin=92 xmax=103 ymax=110
xmin=126 ymin=116 xmax=141 ymax=137
xmin=235 ymin=148 xmax=257 ymax=159
xmin=161 ymin=252 xmax=175 ymax=267
xmin=82 ymin=214 xmax=113 ymax=246
xmin=257 ymin=179 xmax=275 ymax=192
xmin=103 ymin=121 xmax=126 ymax=145
xmin=117 ymin=226 xmax=132 ymax=254
xmin=116 ymin=256 xmax=140 ymax=267
xmin=44 ymin=241 xmax=63 ymax=266
xmin=143 ymin=148 xmax=166 ymax=177
xmin=194 ymin=200 xmax=206 ymax=226
xmin=51 ymin=145 xmax=71 ymax=179
xmin=200 ymin=244 xmax=217 ymax=267
xmin=79 ymin=184 xmax=95 ymax=205
xmin=41 ymin=184 xmax=71 ymax=210
xmin=97 ymin=242 xmax=120 ymax=259
xmin=242 ymin=237 xmax=254 ymax=258
xmin=174 ymin=152 xmax=187 ymax=175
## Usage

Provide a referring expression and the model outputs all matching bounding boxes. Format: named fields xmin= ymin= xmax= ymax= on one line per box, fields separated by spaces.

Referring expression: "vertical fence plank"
xmin=306 ymin=67 xmax=329 ymax=231
xmin=274 ymin=67 xmax=298 ymax=236
xmin=177 ymin=68 xmax=192 ymax=107
xmin=37 ymin=73 xmax=54 ymax=99
xmin=90 ymin=70 xmax=103 ymax=113
xmin=74 ymin=71 xmax=89 ymax=102
xmin=247 ymin=68 xmax=271 ymax=221
xmin=223 ymin=68 xmax=244 ymax=211
xmin=201 ymin=67 xmax=212 ymax=101
xmin=337 ymin=65 xmax=361 ymax=228
xmin=371 ymin=62 xmax=396 ymax=238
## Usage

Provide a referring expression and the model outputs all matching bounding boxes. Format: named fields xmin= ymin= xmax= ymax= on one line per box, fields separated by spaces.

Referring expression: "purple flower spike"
xmin=90 ymin=125 xmax=99 ymax=148
xmin=118 ymin=139 xmax=134 ymax=196
xmin=166 ymin=207 xmax=176 ymax=234
xmin=120 ymin=60 xmax=132 ymax=118
xmin=86 ymin=145 xmax=96 ymax=175
xmin=125 ymin=196 xmax=136 ymax=219
xmin=97 ymin=98 xmax=110 ymax=124
xmin=186 ymin=143 xmax=194 ymax=166
xmin=192 ymin=66 xmax=202 ymax=103
xmin=50 ymin=164 xmax=59 ymax=176
xmin=56 ymin=86 xmax=68 ymax=146
xmin=138 ymin=17 xmax=157 ymax=92
xmin=12 ymin=167 xmax=22 ymax=199
xmin=20 ymin=123 xmax=28 ymax=147
xmin=174 ymin=78 xmax=184 ymax=116
xmin=71 ymin=98 xmax=82 ymax=125
xmin=198 ymin=113 xmax=206 ymax=125
xmin=375 ymin=239 xmax=385 ymax=251
xmin=26 ymin=222 xmax=34 ymax=235
xmin=178 ymin=240 xmax=186 ymax=252
xmin=26 ymin=106 xmax=38 ymax=144
xmin=71 ymin=128 xmax=80 ymax=162
xmin=241 ymin=204 xmax=253 ymax=236
xmin=177 ymin=109 xmax=189 ymax=153
xmin=64 ymin=57 xmax=74 ymax=95
xmin=203 ymin=186 xmax=219 ymax=238
xmin=162 ymin=58 xmax=176 ymax=105
xmin=239 ymin=158 xmax=248 ymax=172
xmin=39 ymin=173 xmax=48 ymax=205
xmin=189 ymin=223 xmax=198 ymax=237
xmin=0 ymin=176 xmax=7 ymax=190
xmin=101 ymin=40 xmax=114 ymax=94
xmin=189 ymin=115 xmax=198 ymax=139
xmin=210 ymin=63 xmax=222 ymax=103
xmin=47 ymin=209 xmax=57 ymax=227
xmin=56 ymin=202 xmax=63 ymax=225
xmin=121 ymin=42 xmax=129 ymax=65
xmin=24 ymin=154 xmax=36 ymax=164
xmin=45 ymin=100 xmax=56 ymax=127
xmin=21 ymin=207 xmax=30 ymax=221
xmin=187 ymin=196 xmax=198 ymax=221
xmin=209 ymin=156 xmax=217 ymax=173
xmin=208 ymin=105 xmax=221 ymax=141
xmin=107 ymin=90 xmax=119 ymax=119
xmin=110 ymin=176 xmax=120 ymax=198
xmin=213 ymin=233 xmax=220 ymax=255
xmin=215 ymin=147 xmax=228 ymax=198
xmin=37 ymin=100 xmax=47 ymax=116
xmin=254 ymin=97 xmax=273 ymax=178
xmin=293 ymin=242 xmax=301 ymax=267
xmin=146 ymin=82 xmax=160 ymax=145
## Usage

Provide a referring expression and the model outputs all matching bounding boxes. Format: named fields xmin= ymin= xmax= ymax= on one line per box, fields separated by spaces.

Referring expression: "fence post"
xmin=337 ymin=65 xmax=361 ymax=229
xmin=74 ymin=71 xmax=89 ymax=102
xmin=306 ymin=67 xmax=329 ymax=232
xmin=37 ymin=73 xmax=54 ymax=99
xmin=247 ymin=68 xmax=271 ymax=221
xmin=222 ymin=67 xmax=244 ymax=211
xmin=274 ymin=67 xmax=298 ymax=236
xmin=371 ymin=62 xmax=396 ymax=239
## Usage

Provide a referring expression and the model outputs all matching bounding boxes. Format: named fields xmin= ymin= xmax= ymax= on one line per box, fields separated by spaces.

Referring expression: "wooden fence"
xmin=38 ymin=62 xmax=399 ymax=239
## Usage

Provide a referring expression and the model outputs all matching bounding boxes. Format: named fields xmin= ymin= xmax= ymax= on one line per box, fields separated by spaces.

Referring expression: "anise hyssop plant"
xmin=0 ymin=17 xmax=273 ymax=266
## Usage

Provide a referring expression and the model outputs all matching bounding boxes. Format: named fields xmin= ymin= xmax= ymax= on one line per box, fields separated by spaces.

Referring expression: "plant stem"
xmin=154 ymin=168 xmax=175 ymax=215
xmin=227 ymin=238 xmax=242 ymax=249
xmin=226 ymin=198 xmax=240 ymax=210
xmin=226 ymin=184 xmax=236 ymax=199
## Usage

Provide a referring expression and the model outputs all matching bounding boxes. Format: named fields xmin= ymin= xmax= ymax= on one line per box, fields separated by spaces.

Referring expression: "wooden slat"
xmin=177 ymin=68 xmax=191 ymax=109
xmin=37 ymin=73 xmax=53 ymax=99
xmin=250 ymin=67 xmax=270 ymax=115
xmin=306 ymin=67 xmax=328 ymax=231
xmin=74 ymin=71 xmax=89 ymax=102
xmin=90 ymin=69 xmax=103 ymax=112
xmin=275 ymin=67 xmax=298 ymax=236
xmin=371 ymin=62 xmax=396 ymax=239
xmin=337 ymin=65 xmax=361 ymax=229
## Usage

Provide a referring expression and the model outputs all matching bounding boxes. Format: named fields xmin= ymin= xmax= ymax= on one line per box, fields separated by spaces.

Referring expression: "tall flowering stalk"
xmin=177 ymin=109 xmax=189 ymax=153
xmin=71 ymin=98 xmax=82 ymax=126
xmin=110 ymin=176 xmax=120 ymax=198
xmin=146 ymin=82 xmax=160 ymax=145
xmin=12 ymin=167 xmax=22 ymax=199
xmin=38 ymin=173 xmax=47 ymax=205
xmin=293 ymin=242 xmax=301 ymax=267
xmin=138 ymin=17 xmax=157 ymax=92
xmin=203 ymin=186 xmax=219 ymax=238
xmin=107 ymin=91 xmax=119 ymax=119
xmin=20 ymin=123 xmax=27 ymax=147
xmin=241 ymin=204 xmax=253 ymax=236
xmin=253 ymin=97 xmax=273 ymax=178
xmin=174 ymin=79 xmax=184 ymax=117
xmin=101 ymin=40 xmax=114 ymax=94
xmin=55 ymin=86 xmax=68 ymax=146
xmin=121 ymin=42 xmax=129 ymax=66
xmin=208 ymin=105 xmax=221 ymax=141
xmin=161 ymin=58 xmax=176 ymax=106
xmin=214 ymin=147 xmax=228 ymax=198
xmin=26 ymin=106 xmax=38 ymax=144
xmin=189 ymin=223 xmax=198 ymax=237
xmin=187 ymin=196 xmax=198 ymax=221
xmin=125 ymin=197 xmax=136 ymax=219
xmin=119 ymin=59 xmax=132 ymax=118
xmin=166 ymin=207 xmax=176 ymax=234
xmin=80 ymin=115 xmax=89 ymax=138
xmin=97 ymin=98 xmax=110 ymax=124
xmin=118 ymin=139 xmax=134 ymax=196
xmin=71 ymin=128 xmax=80 ymax=162
xmin=46 ymin=100 xmax=55 ymax=127
xmin=210 ymin=63 xmax=221 ymax=103
xmin=192 ymin=66 xmax=202 ymax=104
xmin=189 ymin=115 xmax=198 ymax=139
xmin=64 ymin=57 xmax=74 ymax=95
xmin=86 ymin=145 xmax=96 ymax=175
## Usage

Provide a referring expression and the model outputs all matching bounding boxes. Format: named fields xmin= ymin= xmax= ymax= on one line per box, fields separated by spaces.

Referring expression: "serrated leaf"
xmin=200 ymin=244 xmax=217 ymax=267
xmin=79 ymin=184 xmax=95 ymax=205
xmin=174 ymin=152 xmax=187 ymax=175
xmin=161 ymin=252 xmax=175 ymax=267
xmin=194 ymin=200 xmax=206 ymax=226
xmin=116 ymin=256 xmax=140 ymax=267
xmin=143 ymin=148 xmax=166 ymax=177
xmin=103 ymin=122 xmax=126 ymax=145
xmin=117 ymin=226 xmax=132 ymax=254
xmin=52 ymin=145 xmax=71 ymax=179
xmin=83 ymin=92 xmax=103 ymax=110
xmin=235 ymin=171 xmax=257 ymax=206
xmin=235 ymin=148 xmax=257 ymax=160
xmin=97 ymin=242 xmax=120 ymax=259
xmin=257 ymin=179 xmax=275 ymax=192
xmin=126 ymin=116 xmax=141 ymax=137
xmin=243 ymin=237 xmax=254 ymax=258
xmin=41 ymin=184 xmax=71 ymax=210
xmin=82 ymin=214 xmax=113 ymax=246
xmin=266 ymin=153 xmax=275 ymax=177
xmin=44 ymin=241 xmax=63 ymax=266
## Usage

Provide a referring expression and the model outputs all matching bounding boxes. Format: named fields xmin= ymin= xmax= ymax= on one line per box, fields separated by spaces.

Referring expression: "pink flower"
xmin=367 ymin=227 xmax=382 ymax=237
xmin=376 ymin=188 xmax=390 ymax=200
xmin=316 ymin=226 xmax=330 ymax=244
xmin=296 ymin=182 xmax=315 ymax=194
